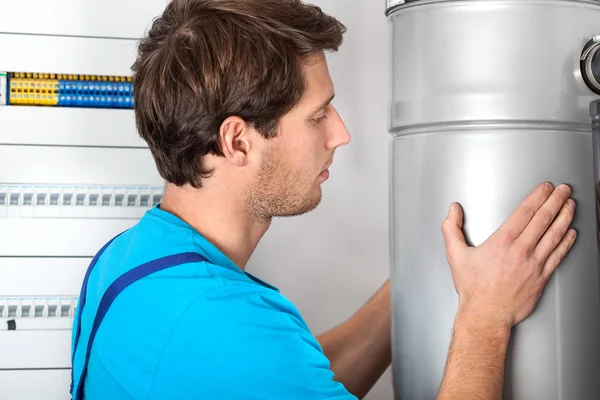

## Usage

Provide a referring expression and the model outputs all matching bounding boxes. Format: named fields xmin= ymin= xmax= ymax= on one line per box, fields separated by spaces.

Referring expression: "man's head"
xmin=132 ymin=0 xmax=350 ymax=221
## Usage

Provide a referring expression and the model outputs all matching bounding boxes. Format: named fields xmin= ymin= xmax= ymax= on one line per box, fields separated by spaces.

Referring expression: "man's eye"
xmin=313 ymin=115 xmax=327 ymax=124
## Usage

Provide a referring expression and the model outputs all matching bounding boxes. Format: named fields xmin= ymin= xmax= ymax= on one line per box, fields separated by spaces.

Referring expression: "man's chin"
xmin=274 ymin=191 xmax=322 ymax=219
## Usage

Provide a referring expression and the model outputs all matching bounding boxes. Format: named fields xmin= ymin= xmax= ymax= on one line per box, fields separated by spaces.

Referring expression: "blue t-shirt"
xmin=71 ymin=205 xmax=356 ymax=399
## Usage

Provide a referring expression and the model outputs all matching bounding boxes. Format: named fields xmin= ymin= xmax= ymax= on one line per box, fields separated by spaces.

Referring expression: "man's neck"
xmin=159 ymin=183 xmax=270 ymax=270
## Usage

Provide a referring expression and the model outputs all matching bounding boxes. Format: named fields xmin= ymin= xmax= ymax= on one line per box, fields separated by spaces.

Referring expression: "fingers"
xmin=517 ymin=184 xmax=571 ymax=248
xmin=534 ymin=198 xmax=576 ymax=263
xmin=496 ymin=182 xmax=554 ymax=241
xmin=441 ymin=203 xmax=468 ymax=258
xmin=542 ymin=229 xmax=577 ymax=280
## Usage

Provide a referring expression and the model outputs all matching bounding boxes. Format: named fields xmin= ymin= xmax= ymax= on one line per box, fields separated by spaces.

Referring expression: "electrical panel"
xmin=0 ymin=1 xmax=170 ymax=397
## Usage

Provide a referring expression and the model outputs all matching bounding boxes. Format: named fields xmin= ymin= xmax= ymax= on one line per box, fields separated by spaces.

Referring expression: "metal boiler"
xmin=386 ymin=0 xmax=600 ymax=398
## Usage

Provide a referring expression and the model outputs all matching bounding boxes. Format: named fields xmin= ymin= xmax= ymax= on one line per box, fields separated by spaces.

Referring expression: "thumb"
xmin=441 ymin=203 xmax=468 ymax=256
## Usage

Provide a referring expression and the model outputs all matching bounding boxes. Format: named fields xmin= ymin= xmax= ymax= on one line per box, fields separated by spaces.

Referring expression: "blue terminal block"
xmin=57 ymin=80 xmax=134 ymax=109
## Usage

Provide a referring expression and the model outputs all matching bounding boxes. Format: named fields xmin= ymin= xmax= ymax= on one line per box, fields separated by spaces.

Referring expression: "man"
xmin=70 ymin=0 xmax=577 ymax=399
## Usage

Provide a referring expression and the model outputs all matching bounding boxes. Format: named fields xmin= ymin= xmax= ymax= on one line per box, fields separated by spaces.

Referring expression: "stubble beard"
xmin=245 ymin=148 xmax=323 ymax=222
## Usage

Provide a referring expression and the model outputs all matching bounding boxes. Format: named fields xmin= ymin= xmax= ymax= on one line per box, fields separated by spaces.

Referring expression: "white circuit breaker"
xmin=0 ymin=1 xmax=170 ymax=398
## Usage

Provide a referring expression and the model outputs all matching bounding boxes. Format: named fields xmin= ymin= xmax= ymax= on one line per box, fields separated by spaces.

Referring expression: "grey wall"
xmin=246 ymin=1 xmax=394 ymax=398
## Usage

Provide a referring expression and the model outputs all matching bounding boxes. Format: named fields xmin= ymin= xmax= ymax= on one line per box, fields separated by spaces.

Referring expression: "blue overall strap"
xmin=70 ymin=232 xmax=126 ymax=397
xmin=71 ymin=251 xmax=209 ymax=400
xmin=72 ymin=232 xmax=125 ymax=365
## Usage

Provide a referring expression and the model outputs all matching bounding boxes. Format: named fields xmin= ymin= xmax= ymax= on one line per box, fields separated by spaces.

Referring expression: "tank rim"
xmin=385 ymin=0 xmax=600 ymax=17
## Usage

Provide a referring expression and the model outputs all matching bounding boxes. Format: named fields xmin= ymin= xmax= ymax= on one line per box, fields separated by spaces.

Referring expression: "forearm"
xmin=317 ymin=280 xmax=391 ymax=399
xmin=437 ymin=311 xmax=511 ymax=400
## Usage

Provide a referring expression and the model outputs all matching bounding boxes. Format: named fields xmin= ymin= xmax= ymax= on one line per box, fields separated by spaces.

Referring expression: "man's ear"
xmin=219 ymin=116 xmax=252 ymax=167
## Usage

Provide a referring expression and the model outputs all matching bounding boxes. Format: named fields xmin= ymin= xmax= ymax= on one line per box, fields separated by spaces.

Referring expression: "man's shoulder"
xmin=145 ymin=282 xmax=356 ymax=400
xmin=90 ymin=207 xmax=221 ymax=290
xmin=89 ymin=264 xmax=302 ymax=395
xmin=99 ymin=207 xmax=198 ymax=265
xmin=146 ymin=284 xmax=328 ymax=394
xmin=103 ymin=275 xmax=301 ymax=342
xmin=182 ymin=281 xmax=308 ymax=329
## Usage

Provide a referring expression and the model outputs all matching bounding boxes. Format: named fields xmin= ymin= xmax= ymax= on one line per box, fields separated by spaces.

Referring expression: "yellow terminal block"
xmin=9 ymin=79 xmax=26 ymax=105
xmin=44 ymin=79 xmax=58 ymax=106
xmin=7 ymin=77 xmax=59 ymax=106
xmin=24 ymin=79 xmax=34 ymax=105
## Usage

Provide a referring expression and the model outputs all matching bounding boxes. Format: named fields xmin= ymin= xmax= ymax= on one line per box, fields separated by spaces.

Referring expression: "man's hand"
xmin=442 ymin=182 xmax=576 ymax=328
xmin=437 ymin=182 xmax=576 ymax=400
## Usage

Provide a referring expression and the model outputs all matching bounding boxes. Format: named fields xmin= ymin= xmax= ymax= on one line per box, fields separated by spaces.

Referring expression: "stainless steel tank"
xmin=386 ymin=1 xmax=600 ymax=399
xmin=593 ymin=99 xmax=600 ymax=253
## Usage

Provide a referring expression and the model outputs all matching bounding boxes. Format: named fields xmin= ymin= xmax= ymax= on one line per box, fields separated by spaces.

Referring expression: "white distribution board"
xmin=0 ymin=2 xmax=167 ymax=397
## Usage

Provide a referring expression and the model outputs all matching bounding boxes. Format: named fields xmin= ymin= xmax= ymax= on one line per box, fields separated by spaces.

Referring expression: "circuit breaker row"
xmin=0 ymin=184 xmax=163 ymax=219
xmin=0 ymin=184 xmax=163 ymax=207
xmin=0 ymin=297 xmax=77 ymax=332
xmin=0 ymin=297 xmax=77 ymax=320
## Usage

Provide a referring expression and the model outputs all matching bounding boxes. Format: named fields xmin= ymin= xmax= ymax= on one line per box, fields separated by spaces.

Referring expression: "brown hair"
xmin=131 ymin=0 xmax=346 ymax=187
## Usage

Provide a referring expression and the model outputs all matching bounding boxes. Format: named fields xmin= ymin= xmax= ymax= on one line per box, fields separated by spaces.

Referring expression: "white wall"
xmin=246 ymin=1 xmax=394 ymax=399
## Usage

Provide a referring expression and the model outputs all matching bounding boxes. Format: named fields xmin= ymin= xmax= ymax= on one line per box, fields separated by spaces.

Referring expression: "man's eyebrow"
xmin=310 ymin=93 xmax=335 ymax=115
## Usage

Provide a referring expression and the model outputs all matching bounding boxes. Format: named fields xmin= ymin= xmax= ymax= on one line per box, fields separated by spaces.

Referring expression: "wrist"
xmin=453 ymin=308 xmax=512 ymax=344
